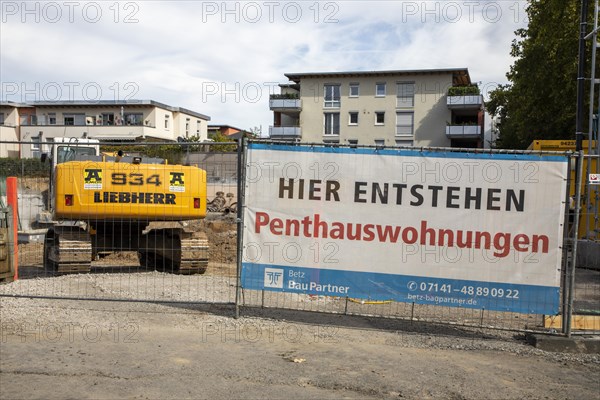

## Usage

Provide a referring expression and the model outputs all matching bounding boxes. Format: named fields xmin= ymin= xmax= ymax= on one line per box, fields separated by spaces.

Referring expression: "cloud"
xmin=1 ymin=1 xmax=526 ymax=131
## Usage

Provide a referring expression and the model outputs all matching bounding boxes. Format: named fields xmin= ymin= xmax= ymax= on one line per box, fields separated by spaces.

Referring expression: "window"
xmin=375 ymin=112 xmax=385 ymax=125
xmin=324 ymin=84 xmax=341 ymax=107
xmin=397 ymin=82 xmax=415 ymax=107
xmin=56 ymin=146 xmax=97 ymax=164
xmin=376 ymin=82 xmax=386 ymax=97
xmin=20 ymin=115 xmax=37 ymax=125
xmin=349 ymin=83 xmax=359 ymax=97
xmin=186 ymin=118 xmax=190 ymax=136
xmin=63 ymin=113 xmax=85 ymax=126
xmin=197 ymin=120 xmax=201 ymax=134
xmin=374 ymin=139 xmax=385 ymax=147
xmin=324 ymin=112 xmax=340 ymax=135
xmin=31 ymin=136 xmax=40 ymax=151
xmin=0 ymin=113 xmax=5 ymax=125
xmin=348 ymin=139 xmax=358 ymax=148
xmin=164 ymin=115 xmax=170 ymax=129
xmin=395 ymin=139 xmax=413 ymax=147
xmin=396 ymin=112 xmax=414 ymax=136
xmin=101 ymin=113 xmax=114 ymax=125
xmin=31 ymin=136 xmax=41 ymax=158
xmin=48 ymin=113 xmax=56 ymax=125
xmin=124 ymin=113 xmax=143 ymax=125
xmin=349 ymin=111 xmax=359 ymax=125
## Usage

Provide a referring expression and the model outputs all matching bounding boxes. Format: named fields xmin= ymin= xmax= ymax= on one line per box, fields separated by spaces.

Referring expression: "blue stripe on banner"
xmin=247 ymin=142 xmax=568 ymax=163
xmin=241 ymin=263 xmax=560 ymax=315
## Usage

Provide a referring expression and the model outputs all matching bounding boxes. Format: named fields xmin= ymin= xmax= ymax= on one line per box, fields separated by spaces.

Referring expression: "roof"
xmin=0 ymin=101 xmax=34 ymax=108
xmin=208 ymin=124 xmax=244 ymax=131
xmin=285 ymin=68 xmax=471 ymax=86
xmin=25 ymin=100 xmax=211 ymax=120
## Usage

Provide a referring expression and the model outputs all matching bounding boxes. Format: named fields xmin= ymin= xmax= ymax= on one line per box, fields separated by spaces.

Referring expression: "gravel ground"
xmin=1 ymin=295 xmax=599 ymax=400
xmin=1 ymin=270 xmax=551 ymax=334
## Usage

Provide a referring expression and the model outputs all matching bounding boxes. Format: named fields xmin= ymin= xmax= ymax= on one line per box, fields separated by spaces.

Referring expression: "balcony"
xmin=269 ymin=126 xmax=301 ymax=140
xmin=446 ymin=85 xmax=482 ymax=110
xmin=19 ymin=124 xmax=173 ymax=141
xmin=446 ymin=95 xmax=483 ymax=109
xmin=269 ymin=98 xmax=302 ymax=111
xmin=445 ymin=125 xmax=482 ymax=139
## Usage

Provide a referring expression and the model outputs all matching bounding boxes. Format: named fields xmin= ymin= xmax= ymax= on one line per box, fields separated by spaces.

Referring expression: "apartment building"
xmin=0 ymin=100 xmax=210 ymax=158
xmin=269 ymin=68 xmax=484 ymax=148
xmin=0 ymin=102 xmax=29 ymax=157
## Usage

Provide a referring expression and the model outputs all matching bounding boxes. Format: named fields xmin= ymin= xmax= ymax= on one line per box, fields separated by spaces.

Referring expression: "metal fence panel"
xmin=569 ymin=153 xmax=600 ymax=333
xmin=3 ymin=139 xmax=595 ymax=336
xmin=238 ymin=140 xmax=572 ymax=334
xmin=0 ymin=141 xmax=238 ymax=304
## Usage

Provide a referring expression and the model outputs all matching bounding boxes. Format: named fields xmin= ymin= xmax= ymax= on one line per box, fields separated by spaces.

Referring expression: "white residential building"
xmin=0 ymin=100 xmax=210 ymax=158
xmin=269 ymin=68 xmax=485 ymax=149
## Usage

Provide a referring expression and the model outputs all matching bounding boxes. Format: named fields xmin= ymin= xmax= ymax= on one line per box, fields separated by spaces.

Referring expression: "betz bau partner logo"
xmin=264 ymin=268 xmax=284 ymax=289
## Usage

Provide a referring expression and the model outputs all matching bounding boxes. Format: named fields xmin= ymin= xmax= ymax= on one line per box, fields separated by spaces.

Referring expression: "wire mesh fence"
xmin=570 ymin=153 xmax=600 ymax=331
xmin=1 ymin=140 xmax=597 ymax=336
xmin=239 ymin=289 xmax=548 ymax=333
xmin=0 ymin=140 xmax=238 ymax=304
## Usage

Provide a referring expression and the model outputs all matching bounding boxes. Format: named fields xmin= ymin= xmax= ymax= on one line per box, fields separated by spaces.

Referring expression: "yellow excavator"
xmin=41 ymin=138 xmax=209 ymax=274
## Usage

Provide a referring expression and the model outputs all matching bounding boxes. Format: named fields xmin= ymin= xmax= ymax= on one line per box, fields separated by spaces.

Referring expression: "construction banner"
xmin=241 ymin=143 xmax=568 ymax=314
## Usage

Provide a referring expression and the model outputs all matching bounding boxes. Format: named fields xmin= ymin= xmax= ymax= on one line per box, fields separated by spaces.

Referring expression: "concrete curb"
xmin=526 ymin=334 xmax=600 ymax=353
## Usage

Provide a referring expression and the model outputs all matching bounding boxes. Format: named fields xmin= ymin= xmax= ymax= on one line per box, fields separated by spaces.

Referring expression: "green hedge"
xmin=270 ymin=93 xmax=299 ymax=99
xmin=448 ymin=85 xmax=481 ymax=96
xmin=0 ymin=158 xmax=50 ymax=177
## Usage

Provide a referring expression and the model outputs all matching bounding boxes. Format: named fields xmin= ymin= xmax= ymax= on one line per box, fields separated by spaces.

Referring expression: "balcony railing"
xmin=269 ymin=126 xmax=301 ymax=139
xmin=445 ymin=125 xmax=482 ymax=138
xmin=21 ymin=122 xmax=156 ymax=128
xmin=269 ymin=99 xmax=302 ymax=110
xmin=16 ymin=125 xmax=179 ymax=141
xmin=447 ymin=95 xmax=483 ymax=109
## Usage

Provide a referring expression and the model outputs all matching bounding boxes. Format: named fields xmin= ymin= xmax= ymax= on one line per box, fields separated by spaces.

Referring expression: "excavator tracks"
xmin=44 ymin=228 xmax=92 ymax=274
xmin=138 ymin=230 xmax=210 ymax=275
xmin=179 ymin=237 xmax=209 ymax=275
xmin=44 ymin=226 xmax=208 ymax=276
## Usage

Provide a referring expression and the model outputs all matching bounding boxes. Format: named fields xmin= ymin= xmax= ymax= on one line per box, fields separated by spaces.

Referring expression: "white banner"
xmin=242 ymin=144 xmax=568 ymax=314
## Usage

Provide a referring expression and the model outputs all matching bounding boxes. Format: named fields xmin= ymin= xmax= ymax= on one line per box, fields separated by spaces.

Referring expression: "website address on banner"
xmin=407 ymin=293 xmax=478 ymax=306
xmin=254 ymin=212 xmax=550 ymax=258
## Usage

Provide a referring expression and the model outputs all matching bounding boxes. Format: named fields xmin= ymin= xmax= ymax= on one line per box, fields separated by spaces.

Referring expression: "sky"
xmin=0 ymin=1 xmax=529 ymax=135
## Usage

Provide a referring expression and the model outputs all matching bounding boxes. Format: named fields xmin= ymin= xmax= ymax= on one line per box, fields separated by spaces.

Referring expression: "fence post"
xmin=235 ymin=137 xmax=246 ymax=319
xmin=6 ymin=177 xmax=18 ymax=281
xmin=561 ymin=159 xmax=573 ymax=335
xmin=566 ymin=151 xmax=584 ymax=337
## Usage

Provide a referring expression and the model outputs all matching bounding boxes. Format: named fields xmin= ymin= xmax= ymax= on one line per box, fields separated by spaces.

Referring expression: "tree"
xmin=247 ymin=126 xmax=262 ymax=138
xmin=210 ymin=132 xmax=237 ymax=152
xmin=487 ymin=0 xmax=595 ymax=149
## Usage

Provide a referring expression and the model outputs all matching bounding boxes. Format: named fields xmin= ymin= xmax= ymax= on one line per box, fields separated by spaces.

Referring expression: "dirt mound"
xmin=186 ymin=214 xmax=237 ymax=265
